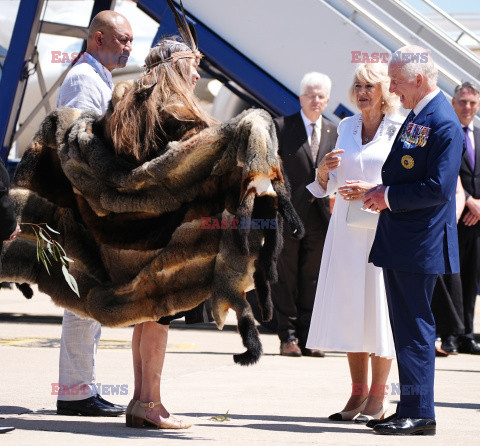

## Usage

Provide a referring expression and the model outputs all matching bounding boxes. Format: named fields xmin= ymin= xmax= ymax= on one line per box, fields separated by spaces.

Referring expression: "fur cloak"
xmin=0 ymin=97 xmax=303 ymax=365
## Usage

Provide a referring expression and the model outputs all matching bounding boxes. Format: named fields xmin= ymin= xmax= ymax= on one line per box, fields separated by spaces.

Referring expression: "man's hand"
xmin=362 ymin=185 xmax=387 ymax=212
xmin=465 ymin=197 xmax=480 ymax=218
xmin=463 ymin=210 xmax=480 ymax=226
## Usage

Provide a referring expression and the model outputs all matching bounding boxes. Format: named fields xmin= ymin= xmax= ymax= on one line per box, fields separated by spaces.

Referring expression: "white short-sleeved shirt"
xmin=56 ymin=52 xmax=113 ymax=115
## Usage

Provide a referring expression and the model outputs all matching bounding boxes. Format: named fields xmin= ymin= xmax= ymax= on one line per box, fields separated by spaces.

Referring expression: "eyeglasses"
xmin=301 ymin=94 xmax=327 ymax=101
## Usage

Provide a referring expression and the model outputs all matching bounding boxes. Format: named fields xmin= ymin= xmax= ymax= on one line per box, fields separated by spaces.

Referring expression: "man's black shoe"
xmin=95 ymin=394 xmax=126 ymax=411
xmin=366 ymin=412 xmax=397 ymax=428
xmin=57 ymin=396 xmax=124 ymax=416
xmin=373 ymin=417 xmax=436 ymax=435
xmin=458 ymin=338 xmax=480 ymax=355
xmin=441 ymin=338 xmax=458 ymax=354
xmin=0 ymin=426 xmax=15 ymax=434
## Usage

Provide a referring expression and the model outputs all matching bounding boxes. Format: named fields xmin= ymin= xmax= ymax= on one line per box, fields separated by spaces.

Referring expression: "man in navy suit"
xmin=363 ymin=45 xmax=463 ymax=435
xmin=441 ymin=82 xmax=480 ymax=355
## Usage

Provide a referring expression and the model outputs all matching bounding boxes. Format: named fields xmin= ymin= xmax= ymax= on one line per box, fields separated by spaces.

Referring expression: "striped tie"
xmin=310 ymin=123 xmax=319 ymax=163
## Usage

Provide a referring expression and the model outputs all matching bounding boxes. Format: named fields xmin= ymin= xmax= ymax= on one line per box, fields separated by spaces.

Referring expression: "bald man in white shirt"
xmin=55 ymin=10 xmax=133 ymax=417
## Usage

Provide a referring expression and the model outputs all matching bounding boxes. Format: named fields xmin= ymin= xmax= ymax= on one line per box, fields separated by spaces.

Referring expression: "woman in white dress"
xmin=306 ymin=63 xmax=402 ymax=422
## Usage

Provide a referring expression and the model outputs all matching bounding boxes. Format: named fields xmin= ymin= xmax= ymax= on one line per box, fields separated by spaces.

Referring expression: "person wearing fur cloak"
xmin=0 ymin=1 xmax=304 ymax=429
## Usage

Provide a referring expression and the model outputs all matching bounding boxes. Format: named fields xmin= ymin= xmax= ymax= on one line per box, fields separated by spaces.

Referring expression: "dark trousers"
xmin=458 ymin=222 xmax=480 ymax=338
xmin=383 ymin=269 xmax=437 ymax=419
xmin=272 ymin=204 xmax=327 ymax=346
xmin=431 ymin=273 xmax=464 ymax=338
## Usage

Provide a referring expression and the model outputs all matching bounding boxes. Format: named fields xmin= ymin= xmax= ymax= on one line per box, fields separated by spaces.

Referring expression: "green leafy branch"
xmin=209 ymin=410 xmax=230 ymax=422
xmin=19 ymin=223 xmax=80 ymax=297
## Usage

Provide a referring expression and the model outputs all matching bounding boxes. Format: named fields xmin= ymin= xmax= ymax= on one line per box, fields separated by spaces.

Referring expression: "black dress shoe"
xmin=435 ymin=346 xmax=449 ymax=357
xmin=458 ymin=338 xmax=480 ymax=355
xmin=57 ymin=396 xmax=124 ymax=416
xmin=95 ymin=394 xmax=126 ymax=411
xmin=441 ymin=338 xmax=458 ymax=354
xmin=0 ymin=426 xmax=15 ymax=434
xmin=366 ymin=412 xmax=397 ymax=428
xmin=373 ymin=417 xmax=436 ymax=435
xmin=300 ymin=347 xmax=325 ymax=357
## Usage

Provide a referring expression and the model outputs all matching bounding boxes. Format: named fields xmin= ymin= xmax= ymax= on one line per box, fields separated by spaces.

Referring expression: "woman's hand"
xmin=316 ymin=149 xmax=344 ymax=184
xmin=338 ymin=180 xmax=377 ymax=201
xmin=7 ymin=223 xmax=21 ymax=241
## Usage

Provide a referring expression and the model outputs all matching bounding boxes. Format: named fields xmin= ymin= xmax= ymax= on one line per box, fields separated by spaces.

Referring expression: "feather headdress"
xmin=166 ymin=0 xmax=198 ymax=52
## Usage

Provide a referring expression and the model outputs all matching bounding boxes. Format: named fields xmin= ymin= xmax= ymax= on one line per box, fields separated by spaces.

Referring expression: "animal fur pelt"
xmin=1 ymin=99 xmax=304 ymax=366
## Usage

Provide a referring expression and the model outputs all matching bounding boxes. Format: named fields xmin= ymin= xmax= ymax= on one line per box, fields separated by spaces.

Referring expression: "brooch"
xmin=401 ymin=155 xmax=415 ymax=169
xmin=386 ymin=124 xmax=397 ymax=140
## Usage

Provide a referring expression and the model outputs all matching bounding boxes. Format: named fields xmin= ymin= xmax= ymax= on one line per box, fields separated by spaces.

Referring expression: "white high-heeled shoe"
xmin=354 ymin=401 xmax=390 ymax=423
xmin=328 ymin=398 xmax=368 ymax=421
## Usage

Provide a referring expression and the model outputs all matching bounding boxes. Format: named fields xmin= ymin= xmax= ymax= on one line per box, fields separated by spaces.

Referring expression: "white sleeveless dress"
xmin=306 ymin=113 xmax=403 ymax=358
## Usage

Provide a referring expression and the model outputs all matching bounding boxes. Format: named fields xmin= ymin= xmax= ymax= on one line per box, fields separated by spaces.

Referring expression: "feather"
xmin=166 ymin=0 xmax=198 ymax=51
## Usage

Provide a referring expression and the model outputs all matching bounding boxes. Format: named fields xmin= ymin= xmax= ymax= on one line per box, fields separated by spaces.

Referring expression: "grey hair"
xmin=348 ymin=63 xmax=400 ymax=115
xmin=454 ymin=81 xmax=480 ymax=98
xmin=300 ymin=72 xmax=332 ymax=97
xmin=390 ymin=45 xmax=438 ymax=87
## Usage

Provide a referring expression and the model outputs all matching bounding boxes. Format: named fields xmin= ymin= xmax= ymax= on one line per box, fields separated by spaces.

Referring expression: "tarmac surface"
xmin=0 ymin=286 xmax=479 ymax=445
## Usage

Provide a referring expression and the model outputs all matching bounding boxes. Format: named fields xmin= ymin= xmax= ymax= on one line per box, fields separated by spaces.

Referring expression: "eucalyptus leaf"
xmin=40 ymin=251 xmax=50 ymax=275
xmin=62 ymin=265 xmax=80 ymax=297
xmin=39 ymin=230 xmax=50 ymax=243
xmin=21 ymin=222 xmax=78 ymax=296
xmin=45 ymin=224 xmax=60 ymax=234
xmin=56 ymin=243 xmax=67 ymax=256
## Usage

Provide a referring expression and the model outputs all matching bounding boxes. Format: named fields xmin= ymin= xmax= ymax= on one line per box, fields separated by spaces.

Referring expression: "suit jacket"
xmin=0 ymin=161 xmax=17 ymax=273
xmin=370 ymin=91 xmax=463 ymax=274
xmin=459 ymin=126 xmax=480 ymax=222
xmin=275 ymin=112 xmax=337 ymax=225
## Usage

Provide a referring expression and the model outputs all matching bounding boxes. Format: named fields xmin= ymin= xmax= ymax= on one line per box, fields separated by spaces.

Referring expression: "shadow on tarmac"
xmin=1 ymin=412 xmax=200 ymax=440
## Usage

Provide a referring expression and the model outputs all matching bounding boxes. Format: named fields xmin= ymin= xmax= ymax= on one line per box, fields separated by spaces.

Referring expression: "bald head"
xmin=86 ymin=10 xmax=133 ymax=72
xmin=88 ymin=11 xmax=127 ymax=40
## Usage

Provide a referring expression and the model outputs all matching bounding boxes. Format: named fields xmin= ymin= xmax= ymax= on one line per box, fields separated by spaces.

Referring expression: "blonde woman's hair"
xmin=348 ymin=63 xmax=400 ymax=115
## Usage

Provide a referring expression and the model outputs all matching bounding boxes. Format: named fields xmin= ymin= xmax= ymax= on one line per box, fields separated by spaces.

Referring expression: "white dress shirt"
xmin=300 ymin=109 xmax=322 ymax=147
xmin=56 ymin=52 xmax=113 ymax=115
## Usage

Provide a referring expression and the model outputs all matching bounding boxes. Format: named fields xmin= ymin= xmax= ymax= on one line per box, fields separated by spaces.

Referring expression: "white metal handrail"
xmin=411 ymin=0 xmax=480 ymax=45
xmin=323 ymin=0 xmax=462 ymax=85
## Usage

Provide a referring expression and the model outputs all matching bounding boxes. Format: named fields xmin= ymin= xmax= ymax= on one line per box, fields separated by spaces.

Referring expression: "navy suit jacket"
xmin=459 ymin=126 xmax=480 ymax=212
xmin=370 ymin=91 xmax=463 ymax=274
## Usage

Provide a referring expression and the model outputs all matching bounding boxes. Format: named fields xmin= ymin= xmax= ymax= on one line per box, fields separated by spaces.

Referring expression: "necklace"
xmin=353 ymin=114 xmax=386 ymax=146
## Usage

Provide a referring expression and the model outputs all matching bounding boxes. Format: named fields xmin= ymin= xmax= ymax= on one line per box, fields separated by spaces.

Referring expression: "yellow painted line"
xmin=0 ymin=337 xmax=43 ymax=345
xmin=0 ymin=337 xmax=199 ymax=350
